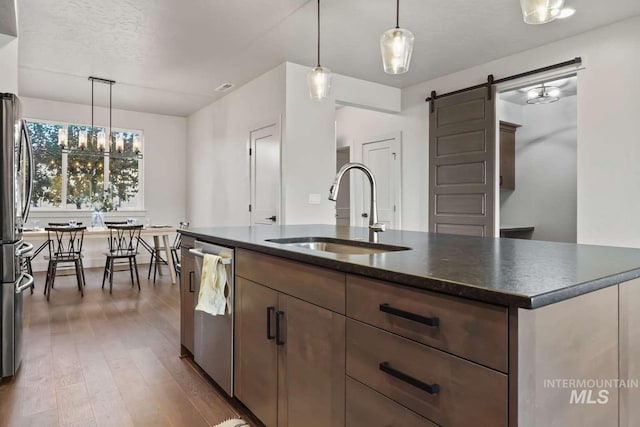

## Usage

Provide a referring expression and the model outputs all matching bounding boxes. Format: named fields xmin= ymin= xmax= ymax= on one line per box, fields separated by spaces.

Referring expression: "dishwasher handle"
xmin=189 ymin=248 xmax=232 ymax=264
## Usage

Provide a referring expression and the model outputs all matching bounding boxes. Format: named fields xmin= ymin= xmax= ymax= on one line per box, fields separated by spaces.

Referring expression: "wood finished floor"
xmin=0 ymin=267 xmax=253 ymax=427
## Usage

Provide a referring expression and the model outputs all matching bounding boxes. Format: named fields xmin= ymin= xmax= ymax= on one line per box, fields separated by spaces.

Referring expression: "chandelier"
xmin=58 ymin=77 xmax=142 ymax=159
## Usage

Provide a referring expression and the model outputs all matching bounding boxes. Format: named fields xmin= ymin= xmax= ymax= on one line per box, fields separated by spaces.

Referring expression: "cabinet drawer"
xmin=236 ymin=249 xmax=345 ymax=313
xmin=346 ymin=377 xmax=437 ymax=427
xmin=346 ymin=275 xmax=508 ymax=372
xmin=346 ymin=320 xmax=508 ymax=427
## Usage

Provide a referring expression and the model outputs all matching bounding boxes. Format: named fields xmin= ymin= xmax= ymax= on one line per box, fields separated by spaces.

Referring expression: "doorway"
xmin=497 ymin=75 xmax=577 ymax=243
xmin=335 ymin=147 xmax=351 ymax=226
xmin=249 ymin=121 xmax=281 ymax=226
xmin=358 ymin=134 xmax=402 ymax=230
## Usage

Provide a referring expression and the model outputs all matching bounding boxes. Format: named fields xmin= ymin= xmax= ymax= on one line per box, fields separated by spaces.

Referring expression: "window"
xmin=26 ymin=120 xmax=143 ymax=210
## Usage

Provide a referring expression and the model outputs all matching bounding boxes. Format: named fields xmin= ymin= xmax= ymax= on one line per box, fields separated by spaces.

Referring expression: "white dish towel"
xmin=195 ymin=253 xmax=228 ymax=316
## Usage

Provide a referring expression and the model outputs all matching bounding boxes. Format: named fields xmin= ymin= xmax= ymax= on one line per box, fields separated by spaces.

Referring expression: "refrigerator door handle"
xmin=15 ymin=272 xmax=34 ymax=294
xmin=20 ymin=120 xmax=33 ymax=223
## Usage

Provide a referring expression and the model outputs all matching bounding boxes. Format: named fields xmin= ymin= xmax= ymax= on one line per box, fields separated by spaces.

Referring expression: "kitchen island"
xmin=180 ymin=224 xmax=640 ymax=427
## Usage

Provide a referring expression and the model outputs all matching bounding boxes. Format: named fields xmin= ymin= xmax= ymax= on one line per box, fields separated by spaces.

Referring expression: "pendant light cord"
xmin=91 ymin=78 xmax=94 ymax=143
xmin=109 ymin=83 xmax=112 ymax=146
xmin=317 ymin=0 xmax=321 ymax=67
xmin=396 ymin=0 xmax=400 ymax=28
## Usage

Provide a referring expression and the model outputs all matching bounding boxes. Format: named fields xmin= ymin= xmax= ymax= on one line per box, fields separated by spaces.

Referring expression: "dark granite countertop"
xmin=181 ymin=224 xmax=640 ymax=309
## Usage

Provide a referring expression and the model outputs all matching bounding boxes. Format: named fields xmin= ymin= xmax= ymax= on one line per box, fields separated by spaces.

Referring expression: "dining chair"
xmin=102 ymin=224 xmax=143 ymax=294
xmin=141 ymin=221 xmax=189 ymax=283
xmin=43 ymin=226 xmax=87 ymax=301
xmin=21 ymin=241 xmax=48 ymax=294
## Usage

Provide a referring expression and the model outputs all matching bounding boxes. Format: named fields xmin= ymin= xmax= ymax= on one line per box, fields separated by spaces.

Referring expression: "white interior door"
xmin=360 ymin=134 xmax=401 ymax=230
xmin=250 ymin=122 xmax=280 ymax=226
xmin=335 ymin=147 xmax=351 ymax=226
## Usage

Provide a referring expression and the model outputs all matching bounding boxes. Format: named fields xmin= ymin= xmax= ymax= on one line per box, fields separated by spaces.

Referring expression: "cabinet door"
xmin=499 ymin=121 xmax=518 ymax=191
xmin=180 ymin=247 xmax=196 ymax=354
xmin=277 ymin=294 xmax=345 ymax=427
xmin=235 ymin=278 xmax=279 ymax=427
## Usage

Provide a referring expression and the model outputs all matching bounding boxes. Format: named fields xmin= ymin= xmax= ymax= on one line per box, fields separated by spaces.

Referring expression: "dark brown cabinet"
xmin=346 ymin=377 xmax=437 ymax=427
xmin=277 ymin=293 xmax=345 ymax=427
xmin=179 ymin=237 xmax=196 ymax=355
xmin=235 ymin=277 xmax=279 ymax=427
xmin=235 ymin=250 xmax=346 ymax=427
xmin=499 ymin=121 xmax=520 ymax=191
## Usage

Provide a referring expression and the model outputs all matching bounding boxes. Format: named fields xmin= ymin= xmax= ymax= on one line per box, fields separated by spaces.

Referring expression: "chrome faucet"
xmin=329 ymin=162 xmax=386 ymax=233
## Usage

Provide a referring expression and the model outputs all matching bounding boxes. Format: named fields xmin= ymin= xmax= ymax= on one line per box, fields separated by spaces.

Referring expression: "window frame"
xmin=26 ymin=117 xmax=145 ymax=212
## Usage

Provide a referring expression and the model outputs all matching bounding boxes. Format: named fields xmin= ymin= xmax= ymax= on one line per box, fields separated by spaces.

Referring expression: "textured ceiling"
xmin=17 ymin=0 xmax=640 ymax=116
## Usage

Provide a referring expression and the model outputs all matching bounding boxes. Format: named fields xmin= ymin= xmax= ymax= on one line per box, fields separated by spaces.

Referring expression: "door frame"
xmin=494 ymin=69 xmax=580 ymax=237
xmin=353 ymin=131 xmax=402 ymax=230
xmin=248 ymin=116 xmax=282 ymax=226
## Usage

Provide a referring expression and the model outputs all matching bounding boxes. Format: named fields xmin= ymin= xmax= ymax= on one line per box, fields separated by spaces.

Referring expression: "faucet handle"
xmin=370 ymin=222 xmax=386 ymax=232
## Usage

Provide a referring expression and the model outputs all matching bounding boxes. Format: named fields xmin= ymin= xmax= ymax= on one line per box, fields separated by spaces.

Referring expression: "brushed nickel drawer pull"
xmin=379 ymin=361 xmax=440 ymax=395
xmin=379 ymin=303 xmax=440 ymax=327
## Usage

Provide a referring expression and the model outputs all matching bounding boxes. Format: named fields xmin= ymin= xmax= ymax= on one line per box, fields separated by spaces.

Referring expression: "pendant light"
xmin=307 ymin=0 xmax=331 ymax=101
xmin=380 ymin=0 xmax=414 ymax=75
xmin=520 ymin=0 xmax=565 ymax=24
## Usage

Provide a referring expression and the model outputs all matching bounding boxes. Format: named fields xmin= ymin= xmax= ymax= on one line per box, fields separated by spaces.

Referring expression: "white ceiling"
xmin=17 ymin=0 xmax=640 ymax=116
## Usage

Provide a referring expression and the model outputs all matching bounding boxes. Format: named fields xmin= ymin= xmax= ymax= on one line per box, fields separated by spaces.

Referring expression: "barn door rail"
xmin=425 ymin=57 xmax=582 ymax=113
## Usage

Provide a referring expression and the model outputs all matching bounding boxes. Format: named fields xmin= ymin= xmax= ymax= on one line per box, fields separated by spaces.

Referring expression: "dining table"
xmin=22 ymin=226 xmax=178 ymax=285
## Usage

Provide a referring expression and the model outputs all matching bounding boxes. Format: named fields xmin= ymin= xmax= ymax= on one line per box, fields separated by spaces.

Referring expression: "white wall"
xmin=335 ymin=105 xmax=426 ymax=231
xmin=186 ymin=64 xmax=286 ymax=227
xmin=497 ymin=99 xmax=524 ymax=126
xmin=397 ymin=16 xmax=640 ymax=247
xmin=22 ymin=97 xmax=187 ymax=269
xmin=500 ymin=96 xmax=577 ymax=243
xmin=283 ymin=63 xmax=403 ymax=225
xmin=0 ymin=36 xmax=18 ymax=93
xmin=282 ymin=62 xmax=335 ymax=224
xmin=186 ymin=62 xmax=401 ymax=228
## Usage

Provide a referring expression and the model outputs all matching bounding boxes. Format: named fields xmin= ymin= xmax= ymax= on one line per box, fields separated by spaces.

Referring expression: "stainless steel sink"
xmin=266 ymin=237 xmax=410 ymax=255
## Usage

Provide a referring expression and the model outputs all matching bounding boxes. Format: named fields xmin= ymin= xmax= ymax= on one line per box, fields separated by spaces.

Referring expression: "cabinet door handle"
xmin=379 ymin=303 xmax=439 ymax=327
xmin=379 ymin=362 xmax=440 ymax=395
xmin=189 ymin=271 xmax=195 ymax=293
xmin=275 ymin=310 xmax=285 ymax=346
xmin=266 ymin=306 xmax=276 ymax=340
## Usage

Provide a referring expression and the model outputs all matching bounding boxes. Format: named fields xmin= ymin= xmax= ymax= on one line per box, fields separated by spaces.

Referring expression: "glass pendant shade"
xmin=307 ymin=66 xmax=332 ymax=101
xmin=380 ymin=27 xmax=415 ymax=74
xmin=115 ymin=134 xmax=124 ymax=152
xmin=97 ymin=130 xmax=106 ymax=151
xmin=78 ymin=130 xmax=88 ymax=149
xmin=527 ymin=86 xmax=561 ymax=104
xmin=58 ymin=128 xmax=68 ymax=148
xmin=520 ymin=0 xmax=565 ymax=24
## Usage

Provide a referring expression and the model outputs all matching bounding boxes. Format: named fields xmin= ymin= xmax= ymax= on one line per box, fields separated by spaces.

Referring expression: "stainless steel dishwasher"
xmin=189 ymin=241 xmax=234 ymax=397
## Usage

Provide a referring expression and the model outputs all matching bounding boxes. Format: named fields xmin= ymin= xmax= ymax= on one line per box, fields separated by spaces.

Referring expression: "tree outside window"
xmin=26 ymin=120 xmax=143 ymax=211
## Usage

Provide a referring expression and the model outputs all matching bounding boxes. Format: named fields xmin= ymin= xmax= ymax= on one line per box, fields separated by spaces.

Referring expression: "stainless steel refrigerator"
xmin=1 ymin=93 xmax=34 ymax=378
